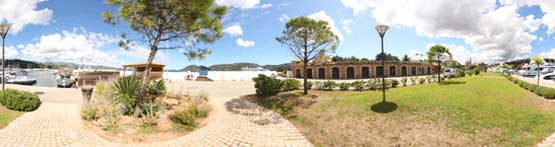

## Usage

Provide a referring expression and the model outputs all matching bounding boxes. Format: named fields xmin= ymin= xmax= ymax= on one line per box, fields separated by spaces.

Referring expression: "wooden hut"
xmin=122 ymin=62 xmax=165 ymax=79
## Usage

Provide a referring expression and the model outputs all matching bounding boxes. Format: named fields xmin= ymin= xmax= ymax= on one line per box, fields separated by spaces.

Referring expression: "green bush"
xmin=368 ymin=80 xmax=378 ymax=90
xmin=170 ymin=108 xmax=197 ymax=129
xmin=140 ymin=100 xmax=161 ymax=116
xmin=338 ymin=82 xmax=350 ymax=91
xmin=147 ymin=80 xmax=166 ymax=96
xmin=307 ymin=81 xmax=314 ymax=90
xmin=351 ymin=81 xmax=366 ymax=91
xmin=322 ymin=81 xmax=337 ymax=91
xmin=426 ymin=76 xmax=433 ymax=83
xmin=282 ymin=79 xmax=301 ymax=92
xmin=253 ymin=74 xmax=282 ymax=96
xmin=313 ymin=81 xmax=323 ymax=90
xmin=473 ymin=68 xmax=481 ymax=75
xmin=418 ymin=78 xmax=426 ymax=84
xmin=0 ymin=89 xmax=41 ymax=112
xmin=188 ymin=103 xmax=210 ymax=118
xmin=80 ymin=104 xmax=100 ymax=121
xmin=113 ymin=76 xmax=141 ymax=115
xmin=391 ymin=79 xmax=399 ymax=87
xmin=537 ymin=86 xmax=555 ymax=99
xmin=410 ymin=77 xmax=417 ymax=85
xmin=102 ymin=106 xmax=121 ymax=131
xmin=401 ymin=78 xmax=408 ymax=86
xmin=466 ymin=70 xmax=474 ymax=76
xmin=455 ymin=70 xmax=466 ymax=78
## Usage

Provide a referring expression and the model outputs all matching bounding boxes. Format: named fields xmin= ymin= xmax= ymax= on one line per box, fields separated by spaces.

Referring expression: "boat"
xmin=5 ymin=76 xmax=37 ymax=85
xmin=56 ymin=72 xmax=75 ymax=88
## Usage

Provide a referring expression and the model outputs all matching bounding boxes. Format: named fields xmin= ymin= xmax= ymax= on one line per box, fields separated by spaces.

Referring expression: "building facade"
xmin=290 ymin=53 xmax=439 ymax=79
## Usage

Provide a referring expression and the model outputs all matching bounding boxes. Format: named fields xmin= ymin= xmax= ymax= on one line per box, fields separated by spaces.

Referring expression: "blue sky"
xmin=1 ymin=0 xmax=555 ymax=69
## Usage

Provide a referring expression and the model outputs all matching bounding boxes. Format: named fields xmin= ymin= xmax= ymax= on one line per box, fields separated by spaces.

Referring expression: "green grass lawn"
xmin=280 ymin=73 xmax=555 ymax=146
xmin=0 ymin=106 xmax=22 ymax=129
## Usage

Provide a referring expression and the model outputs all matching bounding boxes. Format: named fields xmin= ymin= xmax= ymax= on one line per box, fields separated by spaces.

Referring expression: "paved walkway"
xmin=0 ymin=81 xmax=312 ymax=146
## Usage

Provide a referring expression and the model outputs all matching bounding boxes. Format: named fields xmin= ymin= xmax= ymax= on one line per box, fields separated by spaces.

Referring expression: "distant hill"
xmin=44 ymin=62 xmax=120 ymax=70
xmin=178 ymin=62 xmax=291 ymax=72
xmin=179 ymin=65 xmax=210 ymax=72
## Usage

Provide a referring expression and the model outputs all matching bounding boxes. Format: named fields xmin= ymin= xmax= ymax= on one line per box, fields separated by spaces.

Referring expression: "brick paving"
xmin=0 ymin=82 xmax=312 ymax=147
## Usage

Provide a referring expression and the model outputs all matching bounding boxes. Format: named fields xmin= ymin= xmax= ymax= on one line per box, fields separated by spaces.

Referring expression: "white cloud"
xmin=258 ymin=3 xmax=272 ymax=9
xmin=279 ymin=14 xmax=290 ymax=23
xmin=19 ymin=28 xmax=168 ymax=67
xmin=308 ymin=10 xmax=344 ymax=40
xmin=342 ymin=19 xmax=354 ymax=34
xmin=540 ymin=48 xmax=555 ymax=59
xmin=339 ymin=0 xmax=539 ymax=63
xmin=408 ymin=49 xmax=424 ymax=60
xmin=426 ymin=43 xmax=473 ymax=64
xmin=236 ymin=38 xmax=255 ymax=47
xmin=1 ymin=46 xmax=19 ymax=59
xmin=223 ymin=23 xmax=244 ymax=37
xmin=519 ymin=1 xmax=555 ymax=34
xmin=216 ymin=0 xmax=260 ymax=9
xmin=0 ymin=0 xmax=53 ymax=34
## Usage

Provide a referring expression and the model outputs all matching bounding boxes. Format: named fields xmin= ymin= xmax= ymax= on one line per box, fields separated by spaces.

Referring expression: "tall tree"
xmin=402 ymin=54 xmax=410 ymax=62
xmin=427 ymin=45 xmax=452 ymax=83
xmin=276 ymin=17 xmax=339 ymax=95
xmin=532 ymin=56 xmax=544 ymax=88
xmin=103 ymin=0 xmax=227 ymax=116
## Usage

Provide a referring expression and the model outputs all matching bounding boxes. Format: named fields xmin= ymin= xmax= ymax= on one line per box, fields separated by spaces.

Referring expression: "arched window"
xmin=411 ymin=66 xmax=417 ymax=76
xmin=318 ymin=68 xmax=326 ymax=79
xmin=376 ymin=66 xmax=384 ymax=77
xmin=346 ymin=67 xmax=355 ymax=79
xmin=362 ymin=67 xmax=370 ymax=78
xmin=389 ymin=66 xmax=396 ymax=77
xmin=306 ymin=68 xmax=313 ymax=79
xmin=332 ymin=67 xmax=340 ymax=79
xmin=296 ymin=69 xmax=301 ymax=78
xmin=401 ymin=66 xmax=407 ymax=76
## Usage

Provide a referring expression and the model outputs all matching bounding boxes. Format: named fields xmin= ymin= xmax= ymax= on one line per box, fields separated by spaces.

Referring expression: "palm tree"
xmin=532 ymin=56 xmax=544 ymax=89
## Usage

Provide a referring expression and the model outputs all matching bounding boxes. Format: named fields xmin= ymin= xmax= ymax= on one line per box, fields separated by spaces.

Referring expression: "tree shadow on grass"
xmin=371 ymin=101 xmax=398 ymax=113
xmin=439 ymin=81 xmax=466 ymax=85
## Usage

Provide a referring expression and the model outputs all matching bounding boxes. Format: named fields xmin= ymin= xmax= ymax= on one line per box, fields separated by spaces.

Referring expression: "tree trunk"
xmin=537 ymin=66 xmax=540 ymax=89
xmin=437 ymin=62 xmax=441 ymax=83
xmin=303 ymin=61 xmax=308 ymax=95
xmin=133 ymin=28 xmax=164 ymax=117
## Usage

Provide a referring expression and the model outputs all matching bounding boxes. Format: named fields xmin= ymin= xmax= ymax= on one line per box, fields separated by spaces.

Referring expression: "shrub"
xmin=147 ymin=80 xmax=166 ymax=96
xmin=537 ymin=86 xmax=555 ymax=99
xmin=455 ymin=70 xmax=465 ymax=78
xmin=113 ymin=76 xmax=141 ymax=115
xmin=410 ymin=77 xmax=417 ymax=85
xmin=322 ymin=81 xmax=337 ymax=91
xmin=253 ymin=74 xmax=282 ymax=96
xmin=418 ymin=78 xmax=426 ymax=84
xmin=313 ymin=81 xmax=323 ymax=90
xmin=473 ymin=68 xmax=481 ymax=75
xmin=351 ymin=81 xmax=366 ymax=91
xmin=81 ymin=104 xmax=100 ymax=121
xmin=140 ymin=100 xmax=161 ymax=116
xmin=307 ymin=81 xmax=314 ymax=90
xmin=188 ymin=103 xmax=210 ymax=118
xmin=170 ymin=108 xmax=197 ymax=129
xmin=282 ymin=79 xmax=301 ymax=92
xmin=426 ymin=76 xmax=433 ymax=83
xmin=102 ymin=106 xmax=121 ymax=131
xmin=401 ymin=78 xmax=408 ymax=86
xmin=338 ymin=82 xmax=350 ymax=91
xmin=383 ymin=79 xmax=392 ymax=87
xmin=466 ymin=70 xmax=474 ymax=76
xmin=391 ymin=79 xmax=399 ymax=87
xmin=0 ymin=89 xmax=41 ymax=112
xmin=140 ymin=112 xmax=158 ymax=127
xmin=368 ymin=80 xmax=378 ymax=90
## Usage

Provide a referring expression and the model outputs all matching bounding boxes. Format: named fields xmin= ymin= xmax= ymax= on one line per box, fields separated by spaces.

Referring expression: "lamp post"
xmin=0 ymin=23 xmax=10 ymax=91
xmin=375 ymin=24 xmax=389 ymax=103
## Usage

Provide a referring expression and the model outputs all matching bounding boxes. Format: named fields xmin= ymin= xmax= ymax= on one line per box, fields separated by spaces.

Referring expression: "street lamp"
xmin=375 ymin=24 xmax=389 ymax=103
xmin=0 ymin=23 xmax=10 ymax=91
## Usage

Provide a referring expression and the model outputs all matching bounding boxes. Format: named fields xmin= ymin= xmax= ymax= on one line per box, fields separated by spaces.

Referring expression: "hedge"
xmin=0 ymin=89 xmax=41 ymax=111
xmin=503 ymin=74 xmax=555 ymax=99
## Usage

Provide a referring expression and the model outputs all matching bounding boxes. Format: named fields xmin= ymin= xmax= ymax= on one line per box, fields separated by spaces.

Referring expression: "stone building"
xmin=290 ymin=53 xmax=439 ymax=79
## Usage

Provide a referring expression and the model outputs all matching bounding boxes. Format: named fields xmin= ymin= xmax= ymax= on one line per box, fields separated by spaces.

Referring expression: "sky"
xmin=1 ymin=0 xmax=555 ymax=69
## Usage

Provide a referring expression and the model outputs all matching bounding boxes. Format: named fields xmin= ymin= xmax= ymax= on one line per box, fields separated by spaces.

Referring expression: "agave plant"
xmin=113 ymin=76 xmax=141 ymax=115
